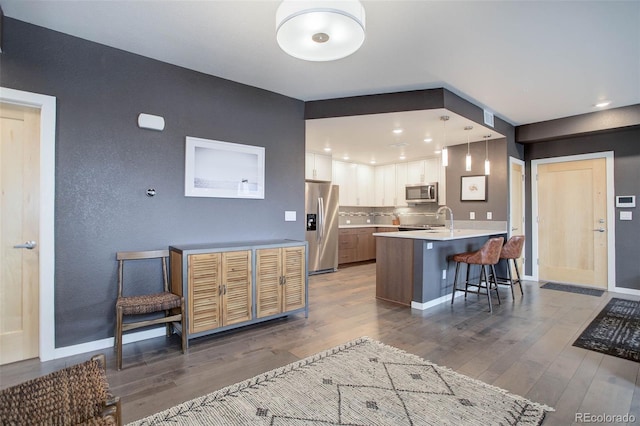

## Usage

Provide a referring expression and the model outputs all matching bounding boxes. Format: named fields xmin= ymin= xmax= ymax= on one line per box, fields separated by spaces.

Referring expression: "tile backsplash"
xmin=338 ymin=204 xmax=507 ymax=232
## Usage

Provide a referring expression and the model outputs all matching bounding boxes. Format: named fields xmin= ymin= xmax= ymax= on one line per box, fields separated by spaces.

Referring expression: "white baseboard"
xmin=51 ymin=327 xmax=166 ymax=360
xmin=411 ymin=292 xmax=464 ymax=311
xmin=611 ymin=286 xmax=640 ymax=297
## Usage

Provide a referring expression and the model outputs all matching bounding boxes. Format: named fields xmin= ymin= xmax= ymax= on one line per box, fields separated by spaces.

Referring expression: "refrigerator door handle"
xmin=317 ymin=197 xmax=324 ymax=243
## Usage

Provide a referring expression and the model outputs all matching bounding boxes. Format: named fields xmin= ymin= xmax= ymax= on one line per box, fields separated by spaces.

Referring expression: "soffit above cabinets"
xmin=306 ymin=108 xmax=504 ymax=166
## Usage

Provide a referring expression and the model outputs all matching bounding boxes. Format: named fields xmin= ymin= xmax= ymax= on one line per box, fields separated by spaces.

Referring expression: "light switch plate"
xmin=470 ymin=212 xmax=475 ymax=220
xmin=620 ymin=211 xmax=632 ymax=221
xmin=427 ymin=242 xmax=433 ymax=249
xmin=487 ymin=212 xmax=492 ymax=220
xmin=284 ymin=211 xmax=296 ymax=221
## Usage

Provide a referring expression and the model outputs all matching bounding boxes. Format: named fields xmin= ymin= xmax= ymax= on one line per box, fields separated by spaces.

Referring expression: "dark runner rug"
xmin=573 ymin=298 xmax=640 ymax=362
xmin=541 ymin=282 xmax=604 ymax=297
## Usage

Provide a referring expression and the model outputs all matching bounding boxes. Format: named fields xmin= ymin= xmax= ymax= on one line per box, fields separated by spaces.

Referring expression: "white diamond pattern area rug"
xmin=129 ymin=337 xmax=553 ymax=426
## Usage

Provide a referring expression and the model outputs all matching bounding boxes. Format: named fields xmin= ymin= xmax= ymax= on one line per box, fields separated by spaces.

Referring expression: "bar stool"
xmin=495 ymin=235 xmax=525 ymax=298
xmin=450 ymin=237 xmax=504 ymax=313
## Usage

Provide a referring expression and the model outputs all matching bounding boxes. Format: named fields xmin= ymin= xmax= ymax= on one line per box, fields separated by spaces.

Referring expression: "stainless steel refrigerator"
xmin=305 ymin=182 xmax=339 ymax=274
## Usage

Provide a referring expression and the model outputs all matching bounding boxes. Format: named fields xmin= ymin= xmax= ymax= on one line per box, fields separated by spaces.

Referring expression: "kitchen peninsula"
xmin=373 ymin=229 xmax=507 ymax=310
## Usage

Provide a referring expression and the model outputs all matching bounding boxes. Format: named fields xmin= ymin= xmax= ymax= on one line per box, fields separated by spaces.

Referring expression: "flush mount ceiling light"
xmin=276 ymin=0 xmax=366 ymax=61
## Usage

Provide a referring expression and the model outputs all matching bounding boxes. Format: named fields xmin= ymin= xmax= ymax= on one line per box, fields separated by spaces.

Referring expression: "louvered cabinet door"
xmin=221 ymin=250 xmax=252 ymax=326
xmin=188 ymin=253 xmax=222 ymax=334
xmin=282 ymin=246 xmax=306 ymax=313
xmin=256 ymin=248 xmax=283 ymax=318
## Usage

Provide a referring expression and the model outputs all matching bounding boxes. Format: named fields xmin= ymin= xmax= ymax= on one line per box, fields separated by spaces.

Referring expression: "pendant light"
xmin=464 ymin=125 xmax=473 ymax=172
xmin=484 ymin=134 xmax=491 ymax=175
xmin=440 ymin=116 xmax=449 ymax=167
xmin=276 ymin=0 xmax=366 ymax=62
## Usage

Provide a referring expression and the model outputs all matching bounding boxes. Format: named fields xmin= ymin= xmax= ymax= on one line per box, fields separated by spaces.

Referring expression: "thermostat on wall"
xmin=616 ymin=195 xmax=636 ymax=208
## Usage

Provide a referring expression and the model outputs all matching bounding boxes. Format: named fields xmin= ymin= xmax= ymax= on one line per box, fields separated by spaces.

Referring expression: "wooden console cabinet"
xmin=256 ymin=246 xmax=306 ymax=318
xmin=170 ymin=240 xmax=307 ymax=346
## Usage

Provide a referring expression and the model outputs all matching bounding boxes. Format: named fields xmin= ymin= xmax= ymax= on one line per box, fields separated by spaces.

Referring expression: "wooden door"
xmin=256 ymin=248 xmax=282 ymax=318
xmin=509 ymin=159 xmax=525 ymax=275
xmin=537 ymin=158 xmax=607 ymax=287
xmin=188 ymin=253 xmax=222 ymax=333
xmin=221 ymin=250 xmax=252 ymax=326
xmin=282 ymin=247 xmax=306 ymax=312
xmin=0 ymin=102 xmax=40 ymax=365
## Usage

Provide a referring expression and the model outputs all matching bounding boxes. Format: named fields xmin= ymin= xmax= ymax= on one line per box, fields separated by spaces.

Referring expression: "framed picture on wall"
xmin=185 ymin=136 xmax=265 ymax=199
xmin=460 ymin=175 xmax=487 ymax=201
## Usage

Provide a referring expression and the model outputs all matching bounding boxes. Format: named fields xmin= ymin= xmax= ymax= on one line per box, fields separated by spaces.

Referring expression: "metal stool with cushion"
xmin=450 ymin=237 xmax=505 ymax=313
xmin=114 ymin=250 xmax=187 ymax=370
xmin=495 ymin=235 xmax=525 ymax=298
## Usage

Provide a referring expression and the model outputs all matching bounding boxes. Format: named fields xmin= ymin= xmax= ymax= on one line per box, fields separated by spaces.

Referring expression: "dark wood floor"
xmin=2 ymin=262 xmax=639 ymax=425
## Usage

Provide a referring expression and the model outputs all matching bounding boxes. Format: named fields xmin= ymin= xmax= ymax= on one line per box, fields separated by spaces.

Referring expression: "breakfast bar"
xmin=373 ymin=229 xmax=507 ymax=310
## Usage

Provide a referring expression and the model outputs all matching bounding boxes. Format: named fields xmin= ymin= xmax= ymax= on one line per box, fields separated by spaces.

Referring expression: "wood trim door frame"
xmin=531 ymin=151 xmax=615 ymax=290
xmin=509 ymin=157 xmax=526 ymax=275
xmin=0 ymin=87 xmax=56 ymax=362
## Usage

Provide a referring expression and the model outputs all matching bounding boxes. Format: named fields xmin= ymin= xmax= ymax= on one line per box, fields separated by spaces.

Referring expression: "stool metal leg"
xmin=505 ymin=260 xmax=515 ymax=299
xmin=464 ymin=263 xmax=471 ymax=299
xmin=451 ymin=261 xmax=461 ymax=304
xmin=491 ymin=264 xmax=501 ymax=305
xmin=481 ymin=265 xmax=492 ymax=313
xmin=513 ymin=259 xmax=524 ymax=296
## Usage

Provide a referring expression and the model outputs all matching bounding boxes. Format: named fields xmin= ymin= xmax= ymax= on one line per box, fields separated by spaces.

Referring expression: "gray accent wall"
xmin=444 ymin=138 xmax=508 ymax=222
xmin=0 ymin=18 xmax=305 ymax=347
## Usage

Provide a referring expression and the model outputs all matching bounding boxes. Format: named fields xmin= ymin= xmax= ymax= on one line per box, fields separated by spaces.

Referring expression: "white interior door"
xmin=0 ymin=102 xmax=40 ymax=365
xmin=535 ymin=157 xmax=609 ymax=288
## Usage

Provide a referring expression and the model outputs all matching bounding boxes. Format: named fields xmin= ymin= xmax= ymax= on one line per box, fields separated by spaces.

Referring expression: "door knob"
xmin=511 ymin=227 xmax=519 ymax=231
xmin=14 ymin=241 xmax=37 ymax=249
xmin=593 ymin=228 xmax=605 ymax=233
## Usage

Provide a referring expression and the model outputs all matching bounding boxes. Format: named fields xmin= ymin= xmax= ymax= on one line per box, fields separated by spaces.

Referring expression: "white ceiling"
xmin=306 ymin=109 xmax=504 ymax=165
xmin=2 ymin=0 xmax=638 ymax=164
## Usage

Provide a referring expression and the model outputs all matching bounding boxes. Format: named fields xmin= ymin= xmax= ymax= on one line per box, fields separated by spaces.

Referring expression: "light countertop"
xmin=372 ymin=229 xmax=506 ymax=241
xmin=339 ymin=224 xmax=399 ymax=229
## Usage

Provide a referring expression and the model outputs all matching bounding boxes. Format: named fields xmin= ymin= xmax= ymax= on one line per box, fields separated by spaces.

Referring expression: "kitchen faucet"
xmin=436 ymin=206 xmax=454 ymax=234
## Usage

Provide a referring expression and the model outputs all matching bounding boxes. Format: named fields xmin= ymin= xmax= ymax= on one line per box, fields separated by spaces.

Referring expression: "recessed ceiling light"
xmin=393 ymin=129 xmax=403 ymax=134
xmin=594 ymin=100 xmax=611 ymax=108
xmin=370 ymin=160 xmax=376 ymax=165
xmin=399 ymin=155 xmax=406 ymax=160
xmin=424 ymin=138 xmax=433 ymax=143
xmin=323 ymin=147 xmax=331 ymax=152
xmin=343 ymin=155 xmax=350 ymax=160
xmin=434 ymin=150 xmax=442 ymax=154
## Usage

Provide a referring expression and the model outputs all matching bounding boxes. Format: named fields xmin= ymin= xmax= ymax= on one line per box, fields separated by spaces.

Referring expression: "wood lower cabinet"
xmin=338 ymin=227 xmax=397 ymax=265
xmin=256 ymin=246 xmax=306 ymax=318
xmin=170 ymin=240 xmax=308 ymax=346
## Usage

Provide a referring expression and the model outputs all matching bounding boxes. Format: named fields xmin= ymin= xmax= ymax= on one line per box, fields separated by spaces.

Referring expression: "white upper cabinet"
xmin=356 ymin=163 xmax=375 ymax=206
xmin=395 ymin=163 xmax=408 ymax=207
xmin=374 ymin=164 xmax=396 ymax=206
xmin=305 ymin=152 xmax=332 ymax=181
xmin=406 ymin=160 xmax=426 ymax=184
xmin=332 ymin=156 xmax=445 ymax=207
xmin=423 ymin=157 xmax=440 ymax=184
xmin=332 ymin=160 xmax=374 ymax=206
xmin=332 ymin=160 xmax=355 ymax=206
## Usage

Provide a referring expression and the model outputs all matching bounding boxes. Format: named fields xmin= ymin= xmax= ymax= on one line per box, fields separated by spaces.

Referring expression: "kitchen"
xmin=305 ymin=105 xmax=512 ymax=310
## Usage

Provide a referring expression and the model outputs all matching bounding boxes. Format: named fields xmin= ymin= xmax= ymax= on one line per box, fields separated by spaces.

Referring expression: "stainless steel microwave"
xmin=405 ymin=183 xmax=438 ymax=203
